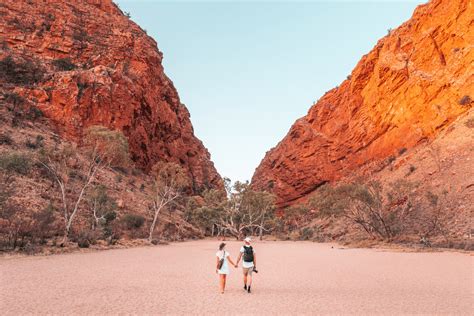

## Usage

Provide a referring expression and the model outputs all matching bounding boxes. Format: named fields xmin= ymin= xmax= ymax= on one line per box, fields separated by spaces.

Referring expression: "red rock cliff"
xmin=252 ymin=0 xmax=473 ymax=206
xmin=0 ymin=0 xmax=222 ymax=192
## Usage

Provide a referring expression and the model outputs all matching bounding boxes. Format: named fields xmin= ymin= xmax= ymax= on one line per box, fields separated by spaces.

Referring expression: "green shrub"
xmin=74 ymin=230 xmax=100 ymax=248
xmin=52 ymin=58 xmax=76 ymax=71
xmin=68 ymin=169 xmax=85 ymax=181
xmin=4 ymin=92 xmax=25 ymax=109
xmin=398 ymin=147 xmax=407 ymax=155
xmin=0 ymin=55 xmax=44 ymax=85
xmin=25 ymin=139 xmax=37 ymax=149
xmin=0 ymin=133 xmax=13 ymax=145
xmin=77 ymin=236 xmax=90 ymax=248
xmin=0 ymin=152 xmax=31 ymax=175
xmin=25 ymin=135 xmax=44 ymax=149
xmin=106 ymin=230 xmax=120 ymax=245
xmin=122 ymin=214 xmax=145 ymax=230
xmin=3 ymin=92 xmax=43 ymax=123
xmin=459 ymin=95 xmax=472 ymax=106
xmin=112 ymin=166 xmax=128 ymax=174
xmin=32 ymin=202 xmax=57 ymax=243
xmin=300 ymin=227 xmax=314 ymax=240
xmin=104 ymin=210 xmax=117 ymax=223
xmin=25 ymin=106 xmax=44 ymax=121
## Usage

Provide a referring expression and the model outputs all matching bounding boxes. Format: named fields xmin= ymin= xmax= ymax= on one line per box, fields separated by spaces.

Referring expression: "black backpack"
xmin=243 ymin=246 xmax=254 ymax=262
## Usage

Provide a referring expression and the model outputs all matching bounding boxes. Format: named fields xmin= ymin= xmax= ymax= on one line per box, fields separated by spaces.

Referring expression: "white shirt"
xmin=216 ymin=250 xmax=230 ymax=274
xmin=240 ymin=245 xmax=255 ymax=268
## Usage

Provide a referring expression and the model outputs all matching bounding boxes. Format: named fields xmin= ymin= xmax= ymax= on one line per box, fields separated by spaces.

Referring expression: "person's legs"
xmin=247 ymin=267 xmax=254 ymax=293
xmin=243 ymin=268 xmax=249 ymax=289
xmin=219 ymin=274 xmax=225 ymax=293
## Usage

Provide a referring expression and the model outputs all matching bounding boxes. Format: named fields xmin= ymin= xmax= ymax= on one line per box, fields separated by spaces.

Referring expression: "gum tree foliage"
xmin=307 ymin=180 xmax=450 ymax=242
xmin=187 ymin=177 xmax=276 ymax=240
xmin=147 ymin=161 xmax=189 ymax=242
xmin=38 ymin=126 xmax=129 ymax=245
xmin=185 ymin=189 xmax=226 ymax=236
xmin=0 ymin=170 xmax=57 ymax=250
xmin=307 ymin=181 xmax=417 ymax=240
xmin=87 ymin=184 xmax=117 ymax=232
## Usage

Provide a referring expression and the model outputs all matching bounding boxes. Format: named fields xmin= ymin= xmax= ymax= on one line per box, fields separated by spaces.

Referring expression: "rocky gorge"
xmin=252 ymin=0 xmax=473 ymax=207
xmin=1 ymin=0 xmax=222 ymax=193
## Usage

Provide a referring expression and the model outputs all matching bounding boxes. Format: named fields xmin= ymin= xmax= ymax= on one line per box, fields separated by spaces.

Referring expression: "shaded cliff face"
xmin=0 ymin=0 xmax=222 ymax=192
xmin=252 ymin=0 xmax=473 ymax=206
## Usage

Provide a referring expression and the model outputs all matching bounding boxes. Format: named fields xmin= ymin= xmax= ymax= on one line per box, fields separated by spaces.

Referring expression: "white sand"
xmin=1 ymin=240 xmax=472 ymax=315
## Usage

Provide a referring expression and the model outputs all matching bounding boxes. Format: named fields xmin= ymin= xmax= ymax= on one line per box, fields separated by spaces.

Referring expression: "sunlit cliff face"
xmin=252 ymin=0 xmax=473 ymax=206
xmin=0 ymin=0 xmax=223 ymax=193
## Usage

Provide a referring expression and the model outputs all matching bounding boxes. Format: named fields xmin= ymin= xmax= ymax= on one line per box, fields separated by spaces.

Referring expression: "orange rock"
xmin=0 ymin=0 xmax=222 ymax=192
xmin=252 ymin=0 xmax=473 ymax=207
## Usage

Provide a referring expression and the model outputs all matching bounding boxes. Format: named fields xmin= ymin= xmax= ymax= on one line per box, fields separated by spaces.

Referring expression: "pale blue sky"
xmin=116 ymin=0 xmax=423 ymax=182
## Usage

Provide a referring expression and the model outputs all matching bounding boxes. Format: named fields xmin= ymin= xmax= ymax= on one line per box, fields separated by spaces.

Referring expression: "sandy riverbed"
xmin=1 ymin=240 xmax=472 ymax=315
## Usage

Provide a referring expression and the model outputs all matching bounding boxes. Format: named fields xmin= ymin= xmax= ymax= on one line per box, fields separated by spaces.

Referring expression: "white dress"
xmin=216 ymin=250 xmax=230 ymax=275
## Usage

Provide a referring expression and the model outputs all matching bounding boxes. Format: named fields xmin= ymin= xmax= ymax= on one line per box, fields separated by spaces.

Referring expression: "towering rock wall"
xmin=252 ymin=0 xmax=473 ymax=206
xmin=0 ymin=0 xmax=222 ymax=192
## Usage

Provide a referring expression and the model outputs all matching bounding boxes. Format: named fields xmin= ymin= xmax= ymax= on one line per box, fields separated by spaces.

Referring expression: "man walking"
xmin=236 ymin=237 xmax=257 ymax=293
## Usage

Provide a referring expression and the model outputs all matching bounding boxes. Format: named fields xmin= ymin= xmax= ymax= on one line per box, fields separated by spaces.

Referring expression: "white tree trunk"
xmin=148 ymin=206 xmax=161 ymax=242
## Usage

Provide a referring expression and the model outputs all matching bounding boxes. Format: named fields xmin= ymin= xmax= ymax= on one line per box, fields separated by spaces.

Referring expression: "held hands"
xmin=234 ymin=264 xmax=238 ymax=268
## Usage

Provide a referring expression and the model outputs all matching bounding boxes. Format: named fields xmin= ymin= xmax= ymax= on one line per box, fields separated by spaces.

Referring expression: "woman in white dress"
xmin=215 ymin=242 xmax=237 ymax=294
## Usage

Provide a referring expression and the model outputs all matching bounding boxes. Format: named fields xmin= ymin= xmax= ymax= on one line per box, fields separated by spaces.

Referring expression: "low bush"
xmin=25 ymin=106 xmax=44 ymax=121
xmin=112 ymin=166 xmax=128 ymax=174
xmin=25 ymin=135 xmax=44 ymax=149
xmin=3 ymin=92 xmax=43 ymax=124
xmin=77 ymin=235 xmax=90 ymax=248
xmin=300 ymin=227 xmax=314 ymax=240
xmin=87 ymin=185 xmax=117 ymax=235
xmin=52 ymin=58 xmax=76 ymax=71
xmin=0 ymin=55 xmax=45 ymax=85
xmin=122 ymin=213 xmax=145 ymax=230
xmin=458 ymin=95 xmax=472 ymax=106
xmin=68 ymin=169 xmax=85 ymax=181
xmin=103 ymin=210 xmax=117 ymax=223
xmin=74 ymin=230 xmax=100 ymax=248
xmin=1 ymin=190 xmax=61 ymax=251
xmin=0 ymin=133 xmax=14 ymax=145
xmin=4 ymin=92 xmax=25 ymax=109
xmin=0 ymin=152 xmax=32 ymax=175
xmin=25 ymin=140 xmax=36 ymax=149
xmin=32 ymin=202 xmax=58 ymax=243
